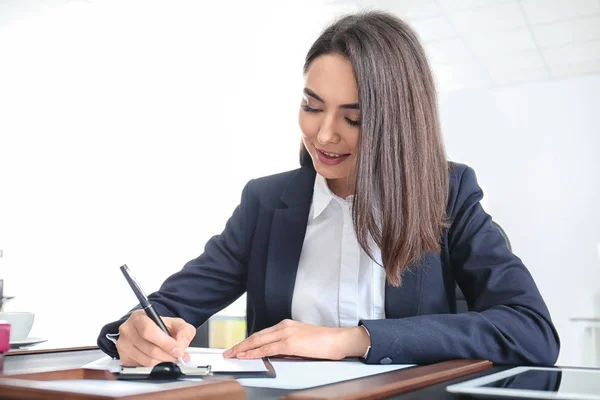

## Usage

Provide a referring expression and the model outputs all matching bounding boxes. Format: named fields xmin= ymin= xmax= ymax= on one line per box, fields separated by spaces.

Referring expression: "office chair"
xmin=455 ymin=220 xmax=512 ymax=313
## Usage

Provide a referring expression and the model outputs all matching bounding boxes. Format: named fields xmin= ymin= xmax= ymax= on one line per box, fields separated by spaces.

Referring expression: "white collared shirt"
xmin=291 ymin=174 xmax=386 ymax=327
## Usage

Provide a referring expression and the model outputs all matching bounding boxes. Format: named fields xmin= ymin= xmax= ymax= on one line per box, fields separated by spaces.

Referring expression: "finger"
xmin=133 ymin=336 xmax=179 ymax=364
xmin=117 ymin=326 xmax=173 ymax=367
xmin=236 ymin=341 xmax=286 ymax=359
xmin=116 ymin=341 xmax=141 ymax=367
xmin=116 ymin=326 xmax=143 ymax=367
xmin=224 ymin=320 xmax=294 ymax=357
xmin=250 ymin=319 xmax=294 ymax=337
xmin=134 ymin=318 xmax=181 ymax=358
xmin=117 ymin=339 xmax=153 ymax=367
xmin=224 ymin=330 xmax=285 ymax=357
xmin=167 ymin=318 xmax=196 ymax=347
xmin=129 ymin=340 xmax=163 ymax=367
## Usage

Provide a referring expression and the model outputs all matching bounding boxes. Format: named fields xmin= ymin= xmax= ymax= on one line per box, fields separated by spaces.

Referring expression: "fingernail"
xmin=172 ymin=348 xmax=182 ymax=357
xmin=181 ymin=337 xmax=190 ymax=347
xmin=184 ymin=353 xmax=191 ymax=362
xmin=223 ymin=349 xmax=232 ymax=357
xmin=237 ymin=352 xmax=246 ymax=358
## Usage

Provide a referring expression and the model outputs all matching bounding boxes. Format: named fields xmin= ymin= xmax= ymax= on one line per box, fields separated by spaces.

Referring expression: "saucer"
xmin=9 ymin=337 xmax=47 ymax=349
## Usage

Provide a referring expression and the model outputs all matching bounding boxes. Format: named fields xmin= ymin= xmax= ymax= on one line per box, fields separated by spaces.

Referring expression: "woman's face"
xmin=299 ymin=54 xmax=360 ymax=191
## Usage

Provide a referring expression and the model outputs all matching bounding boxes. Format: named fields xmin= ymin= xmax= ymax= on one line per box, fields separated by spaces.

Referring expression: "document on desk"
xmin=83 ymin=348 xmax=412 ymax=389
xmin=82 ymin=347 xmax=267 ymax=374
xmin=187 ymin=347 xmax=268 ymax=372
xmin=238 ymin=359 xmax=413 ymax=389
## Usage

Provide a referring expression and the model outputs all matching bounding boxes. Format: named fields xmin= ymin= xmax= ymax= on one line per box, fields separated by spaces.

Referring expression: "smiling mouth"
xmin=316 ymin=148 xmax=351 ymax=165
xmin=317 ymin=149 xmax=350 ymax=158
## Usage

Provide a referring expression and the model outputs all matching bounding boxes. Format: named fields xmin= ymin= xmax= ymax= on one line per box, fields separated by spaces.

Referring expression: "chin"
xmin=314 ymin=164 xmax=349 ymax=180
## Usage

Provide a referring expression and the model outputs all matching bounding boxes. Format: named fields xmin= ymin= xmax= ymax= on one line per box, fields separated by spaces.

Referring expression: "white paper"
xmin=82 ymin=355 xmax=121 ymax=373
xmin=239 ymin=359 xmax=413 ymax=389
xmin=82 ymin=348 xmax=413 ymax=390
xmin=187 ymin=348 xmax=267 ymax=373
xmin=82 ymin=347 xmax=267 ymax=373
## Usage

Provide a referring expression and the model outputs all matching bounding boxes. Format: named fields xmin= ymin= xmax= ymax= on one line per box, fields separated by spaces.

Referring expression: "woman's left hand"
xmin=222 ymin=319 xmax=370 ymax=360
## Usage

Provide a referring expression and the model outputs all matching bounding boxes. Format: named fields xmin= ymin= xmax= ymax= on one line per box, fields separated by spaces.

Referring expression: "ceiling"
xmin=331 ymin=0 xmax=600 ymax=91
xmin=2 ymin=0 xmax=599 ymax=92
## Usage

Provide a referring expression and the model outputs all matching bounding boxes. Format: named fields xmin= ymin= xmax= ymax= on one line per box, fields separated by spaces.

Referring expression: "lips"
xmin=316 ymin=148 xmax=351 ymax=166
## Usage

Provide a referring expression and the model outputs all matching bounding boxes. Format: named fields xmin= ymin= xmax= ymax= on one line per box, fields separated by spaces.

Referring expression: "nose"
xmin=316 ymin=114 xmax=340 ymax=145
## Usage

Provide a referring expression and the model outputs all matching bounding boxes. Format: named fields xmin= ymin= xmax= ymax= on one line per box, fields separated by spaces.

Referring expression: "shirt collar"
xmin=312 ymin=174 xmax=354 ymax=219
xmin=312 ymin=174 xmax=335 ymax=219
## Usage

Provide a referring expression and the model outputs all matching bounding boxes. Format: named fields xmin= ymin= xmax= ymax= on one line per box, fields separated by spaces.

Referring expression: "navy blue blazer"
xmin=98 ymin=163 xmax=560 ymax=365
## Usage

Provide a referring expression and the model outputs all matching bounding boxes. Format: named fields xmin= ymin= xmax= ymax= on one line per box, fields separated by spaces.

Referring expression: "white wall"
xmin=439 ymin=75 xmax=600 ymax=367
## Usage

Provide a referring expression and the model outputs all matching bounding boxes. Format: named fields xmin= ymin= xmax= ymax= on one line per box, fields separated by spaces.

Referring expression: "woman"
xmin=98 ymin=11 xmax=560 ymax=367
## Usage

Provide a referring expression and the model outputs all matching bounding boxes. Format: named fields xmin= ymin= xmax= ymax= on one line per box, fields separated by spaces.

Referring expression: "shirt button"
xmin=380 ymin=357 xmax=392 ymax=365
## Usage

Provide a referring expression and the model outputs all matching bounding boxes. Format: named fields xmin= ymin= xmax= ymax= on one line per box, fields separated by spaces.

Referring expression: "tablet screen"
xmin=483 ymin=370 xmax=562 ymax=391
xmin=447 ymin=367 xmax=600 ymax=400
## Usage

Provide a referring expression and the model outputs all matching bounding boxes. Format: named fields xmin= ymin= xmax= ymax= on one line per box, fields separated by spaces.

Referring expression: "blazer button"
xmin=380 ymin=357 xmax=392 ymax=365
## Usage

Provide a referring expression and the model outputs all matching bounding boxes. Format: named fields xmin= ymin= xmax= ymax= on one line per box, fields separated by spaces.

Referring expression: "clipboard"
xmin=116 ymin=359 xmax=276 ymax=380
xmin=0 ymin=367 xmax=246 ymax=399
xmin=117 ymin=362 xmax=212 ymax=380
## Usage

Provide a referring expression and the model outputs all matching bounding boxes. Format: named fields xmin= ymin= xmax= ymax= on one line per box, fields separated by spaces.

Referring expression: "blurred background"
xmin=0 ymin=0 xmax=598 ymax=366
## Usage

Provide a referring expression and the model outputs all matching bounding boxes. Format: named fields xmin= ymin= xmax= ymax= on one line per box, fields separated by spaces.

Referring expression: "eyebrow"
xmin=303 ymin=88 xmax=360 ymax=110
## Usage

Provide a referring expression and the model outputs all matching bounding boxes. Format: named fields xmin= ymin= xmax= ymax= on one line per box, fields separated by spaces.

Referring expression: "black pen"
xmin=119 ymin=264 xmax=186 ymax=365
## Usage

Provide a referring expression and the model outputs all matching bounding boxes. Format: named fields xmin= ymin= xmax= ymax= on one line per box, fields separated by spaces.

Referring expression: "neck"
xmin=326 ymin=177 xmax=354 ymax=199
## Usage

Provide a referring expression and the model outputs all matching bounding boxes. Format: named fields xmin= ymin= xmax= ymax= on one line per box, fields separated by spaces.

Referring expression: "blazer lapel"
xmin=264 ymin=166 xmax=315 ymax=326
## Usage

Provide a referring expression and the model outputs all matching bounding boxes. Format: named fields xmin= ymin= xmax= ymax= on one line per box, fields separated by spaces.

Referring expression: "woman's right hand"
xmin=116 ymin=310 xmax=196 ymax=366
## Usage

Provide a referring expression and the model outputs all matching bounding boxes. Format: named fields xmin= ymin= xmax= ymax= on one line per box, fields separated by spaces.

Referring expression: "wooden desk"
xmin=3 ymin=348 xmax=507 ymax=399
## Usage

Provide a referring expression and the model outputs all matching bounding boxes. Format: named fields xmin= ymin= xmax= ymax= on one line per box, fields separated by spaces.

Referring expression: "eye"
xmin=302 ymin=104 xmax=322 ymax=113
xmin=345 ymin=117 xmax=360 ymax=127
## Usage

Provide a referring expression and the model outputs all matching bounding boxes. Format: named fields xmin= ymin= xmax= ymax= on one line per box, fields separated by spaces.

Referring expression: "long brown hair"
xmin=300 ymin=11 xmax=449 ymax=286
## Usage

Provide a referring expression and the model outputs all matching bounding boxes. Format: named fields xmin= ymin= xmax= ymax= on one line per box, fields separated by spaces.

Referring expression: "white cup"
xmin=0 ymin=312 xmax=35 ymax=342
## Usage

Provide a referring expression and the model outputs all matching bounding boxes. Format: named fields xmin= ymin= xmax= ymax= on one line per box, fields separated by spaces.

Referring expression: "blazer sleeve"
xmin=97 ymin=180 xmax=255 ymax=358
xmin=360 ymin=166 xmax=560 ymax=365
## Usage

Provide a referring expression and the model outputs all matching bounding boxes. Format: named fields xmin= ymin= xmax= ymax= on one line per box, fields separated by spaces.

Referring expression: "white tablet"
xmin=446 ymin=366 xmax=600 ymax=399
